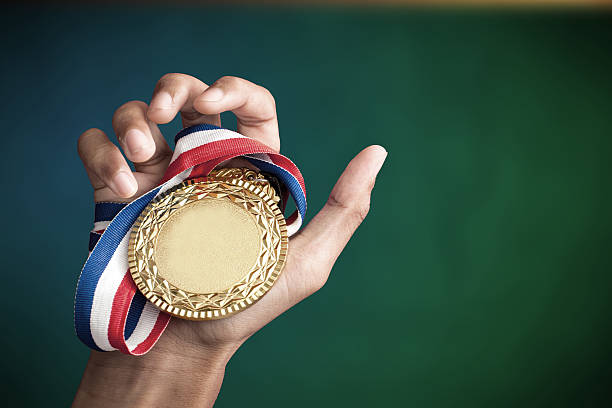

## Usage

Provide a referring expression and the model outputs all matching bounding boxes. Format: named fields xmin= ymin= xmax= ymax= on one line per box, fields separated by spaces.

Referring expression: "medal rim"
xmin=128 ymin=174 xmax=288 ymax=321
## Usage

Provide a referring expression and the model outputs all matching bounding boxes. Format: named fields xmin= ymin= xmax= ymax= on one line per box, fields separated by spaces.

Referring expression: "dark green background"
xmin=1 ymin=5 xmax=611 ymax=407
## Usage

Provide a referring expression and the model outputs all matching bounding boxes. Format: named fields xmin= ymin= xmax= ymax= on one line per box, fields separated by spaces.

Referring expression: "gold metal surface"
xmin=128 ymin=168 xmax=288 ymax=320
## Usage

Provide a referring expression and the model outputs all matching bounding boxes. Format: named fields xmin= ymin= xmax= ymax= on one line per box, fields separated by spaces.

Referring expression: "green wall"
xmin=1 ymin=6 xmax=612 ymax=407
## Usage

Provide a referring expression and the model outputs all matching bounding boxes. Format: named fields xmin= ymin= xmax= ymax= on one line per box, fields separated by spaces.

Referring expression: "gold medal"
xmin=128 ymin=168 xmax=288 ymax=320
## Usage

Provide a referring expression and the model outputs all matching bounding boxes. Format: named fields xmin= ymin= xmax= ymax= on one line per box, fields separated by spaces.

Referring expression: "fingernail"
xmin=200 ymin=87 xmax=224 ymax=102
xmin=125 ymin=128 xmax=153 ymax=157
xmin=153 ymin=92 xmax=173 ymax=110
xmin=111 ymin=171 xmax=138 ymax=197
xmin=374 ymin=146 xmax=388 ymax=173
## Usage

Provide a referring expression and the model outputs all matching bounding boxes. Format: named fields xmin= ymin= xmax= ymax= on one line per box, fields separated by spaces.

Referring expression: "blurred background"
xmin=1 ymin=3 xmax=612 ymax=407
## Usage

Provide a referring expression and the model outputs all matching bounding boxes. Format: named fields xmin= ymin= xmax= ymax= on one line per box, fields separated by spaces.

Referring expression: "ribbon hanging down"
xmin=74 ymin=124 xmax=307 ymax=355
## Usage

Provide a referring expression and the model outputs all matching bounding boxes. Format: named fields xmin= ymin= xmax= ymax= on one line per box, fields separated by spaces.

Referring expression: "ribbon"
xmin=74 ymin=124 xmax=307 ymax=355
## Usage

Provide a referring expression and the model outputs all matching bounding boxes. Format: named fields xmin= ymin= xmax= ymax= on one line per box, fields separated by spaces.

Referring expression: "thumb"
xmin=291 ymin=145 xmax=387 ymax=276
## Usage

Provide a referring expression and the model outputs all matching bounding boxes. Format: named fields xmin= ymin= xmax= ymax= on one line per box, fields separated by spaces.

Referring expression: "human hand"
xmin=73 ymin=74 xmax=387 ymax=408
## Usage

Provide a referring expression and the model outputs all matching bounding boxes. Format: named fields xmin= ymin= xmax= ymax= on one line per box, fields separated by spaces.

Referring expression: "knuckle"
xmin=356 ymin=202 xmax=371 ymax=222
xmin=77 ymin=131 xmax=121 ymax=179
xmin=158 ymin=72 xmax=195 ymax=87
xmin=257 ymin=86 xmax=276 ymax=110
xmin=247 ymin=86 xmax=276 ymax=121
xmin=116 ymin=100 xmax=146 ymax=114
xmin=156 ymin=73 xmax=181 ymax=92
xmin=77 ymin=128 xmax=102 ymax=155
xmin=217 ymin=75 xmax=241 ymax=86
xmin=259 ymin=85 xmax=275 ymax=103
xmin=352 ymin=199 xmax=371 ymax=222
xmin=158 ymin=72 xmax=181 ymax=83
xmin=113 ymin=100 xmax=146 ymax=122
xmin=327 ymin=193 xmax=371 ymax=223
xmin=156 ymin=73 xmax=206 ymax=98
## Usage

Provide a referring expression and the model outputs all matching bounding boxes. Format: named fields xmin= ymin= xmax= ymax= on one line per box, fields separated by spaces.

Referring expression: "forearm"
xmin=73 ymin=343 xmax=235 ymax=408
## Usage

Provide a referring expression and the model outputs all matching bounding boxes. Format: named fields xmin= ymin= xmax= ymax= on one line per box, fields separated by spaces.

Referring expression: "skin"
xmin=73 ymin=73 xmax=387 ymax=407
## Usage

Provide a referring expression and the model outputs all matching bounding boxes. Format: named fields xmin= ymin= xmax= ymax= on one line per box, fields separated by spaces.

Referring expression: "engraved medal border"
xmin=128 ymin=172 xmax=288 ymax=321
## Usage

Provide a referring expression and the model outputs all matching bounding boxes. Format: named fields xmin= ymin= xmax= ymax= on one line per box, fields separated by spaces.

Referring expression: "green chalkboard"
xmin=1 ymin=6 xmax=611 ymax=407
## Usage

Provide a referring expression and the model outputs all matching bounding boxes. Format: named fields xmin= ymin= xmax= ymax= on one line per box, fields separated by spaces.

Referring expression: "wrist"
xmin=73 ymin=339 xmax=237 ymax=408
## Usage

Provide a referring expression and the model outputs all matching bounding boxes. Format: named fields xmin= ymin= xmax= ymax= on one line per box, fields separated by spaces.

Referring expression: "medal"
xmin=128 ymin=168 xmax=288 ymax=320
xmin=74 ymin=124 xmax=307 ymax=355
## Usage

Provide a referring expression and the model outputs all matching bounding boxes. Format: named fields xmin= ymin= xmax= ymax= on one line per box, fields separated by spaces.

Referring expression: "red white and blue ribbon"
xmin=74 ymin=124 xmax=306 ymax=355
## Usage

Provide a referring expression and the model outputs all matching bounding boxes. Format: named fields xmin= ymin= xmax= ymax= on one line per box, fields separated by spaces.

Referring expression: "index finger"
xmin=147 ymin=73 xmax=221 ymax=128
xmin=193 ymin=76 xmax=280 ymax=152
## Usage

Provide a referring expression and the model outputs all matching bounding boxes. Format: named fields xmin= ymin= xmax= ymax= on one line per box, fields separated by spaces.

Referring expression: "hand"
xmin=73 ymin=74 xmax=387 ymax=408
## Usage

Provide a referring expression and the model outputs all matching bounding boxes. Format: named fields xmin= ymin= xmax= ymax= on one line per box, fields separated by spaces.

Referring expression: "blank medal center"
xmin=155 ymin=198 xmax=261 ymax=294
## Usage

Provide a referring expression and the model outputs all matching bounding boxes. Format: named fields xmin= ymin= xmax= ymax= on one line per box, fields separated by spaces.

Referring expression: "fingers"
xmin=112 ymin=100 xmax=172 ymax=174
xmin=194 ymin=76 xmax=280 ymax=151
xmin=288 ymin=145 xmax=388 ymax=298
xmin=147 ymin=74 xmax=280 ymax=151
xmin=147 ymin=73 xmax=221 ymax=128
xmin=77 ymin=128 xmax=138 ymax=199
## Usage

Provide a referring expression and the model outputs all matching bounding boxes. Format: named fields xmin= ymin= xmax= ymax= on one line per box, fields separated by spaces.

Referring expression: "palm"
xmin=94 ymin=159 xmax=313 ymax=348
